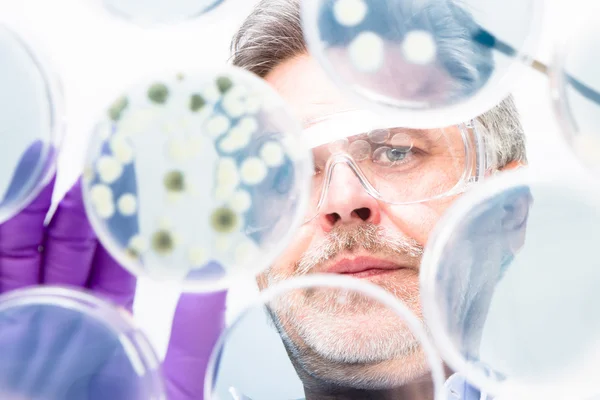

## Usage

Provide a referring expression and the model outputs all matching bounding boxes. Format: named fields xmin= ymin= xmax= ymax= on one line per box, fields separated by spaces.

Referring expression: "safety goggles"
xmin=301 ymin=109 xmax=490 ymax=222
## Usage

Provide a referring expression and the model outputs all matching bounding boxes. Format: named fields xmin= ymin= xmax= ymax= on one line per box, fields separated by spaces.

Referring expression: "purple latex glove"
xmin=0 ymin=176 xmax=136 ymax=303
xmin=0 ymin=176 xmax=226 ymax=400
xmin=164 ymin=291 xmax=226 ymax=400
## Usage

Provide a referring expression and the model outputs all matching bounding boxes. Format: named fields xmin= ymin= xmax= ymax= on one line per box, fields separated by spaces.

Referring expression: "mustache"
xmin=293 ymin=224 xmax=424 ymax=276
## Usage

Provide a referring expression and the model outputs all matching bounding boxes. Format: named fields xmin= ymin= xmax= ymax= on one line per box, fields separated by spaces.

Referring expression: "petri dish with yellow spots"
xmin=101 ymin=0 xmax=224 ymax=25
xmin=0 ymin=23 xmax=63 ymax=224
xmin=81 ymin=67 xmax=313 ymax=292
xmin=301 ymin=0 xmax=543 ymax=128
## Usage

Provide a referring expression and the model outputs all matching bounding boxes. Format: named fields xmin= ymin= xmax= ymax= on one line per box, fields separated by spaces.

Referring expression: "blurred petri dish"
xmin=82 ymin=67 xmax=313 ymax=292
xmin=0 ymin=23 xmax=63 ymax=224
xmin=301 ymin=0 xmax=543 ymax=128
xmin=0 ymin=286 xmax=164 ymax=400
xmin=421 ymin=167 xmax=600 ymax=399
xmin=551 ymin=7 xmax=600 ymax=177
xmin=206 ymin=274 xmax=448 ymax=400
xmin=101 ymin=0 xmax=224 ymax=25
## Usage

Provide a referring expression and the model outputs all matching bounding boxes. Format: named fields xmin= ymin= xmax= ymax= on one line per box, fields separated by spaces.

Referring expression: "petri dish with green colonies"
xmin=206 ymin=274 xmax=447 ymax=400
xmin=301 ymin=0 xmax=543 ymax=128
xmin=82 ymin=66 xmax=313 ymax=292
xmin=0 ymin=23 xmax=64 ymax=224
xmin=102 ymin=0 xmax=225 ymax=26
xmin=0 ymin=286 xmax=165 ymax=400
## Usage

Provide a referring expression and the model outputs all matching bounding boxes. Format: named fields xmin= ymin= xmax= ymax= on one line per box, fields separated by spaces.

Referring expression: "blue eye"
xmin=373 ymin=146 xmax=413 ymax=166
xmin=386 ymin=147 xmax=410 ymax=162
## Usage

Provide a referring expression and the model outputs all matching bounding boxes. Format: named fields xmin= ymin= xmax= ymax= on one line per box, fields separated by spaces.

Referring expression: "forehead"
xmin=264 ymin=53 xmax=359 ymax=127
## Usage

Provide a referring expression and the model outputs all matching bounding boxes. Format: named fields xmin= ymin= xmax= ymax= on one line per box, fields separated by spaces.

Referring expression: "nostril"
xmin=326 ymin=213 xmax=341 ymax=225
xmin=353 ymin=207 xmax=371 ymax=221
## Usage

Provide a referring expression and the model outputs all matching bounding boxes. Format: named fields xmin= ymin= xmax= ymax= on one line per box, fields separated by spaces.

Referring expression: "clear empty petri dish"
xmin=0 ymin=23 xmax=63 ymax=224
xmin=101 ymin=0 xmax=224 ymax=25
xmin=421 ymin=167 xmax=600 ymax=399
xmin=81 ymin=67 xmax=313 ymax=292
xmin=551 ymin=6 xmax=600 ymax=177
xmin=0 ymin=286 xmax=164 ymax=400
xmin=206 ymin=274 xmax=448 ymax=400
xmin=301 ymin=0 xmax=543 ymax=128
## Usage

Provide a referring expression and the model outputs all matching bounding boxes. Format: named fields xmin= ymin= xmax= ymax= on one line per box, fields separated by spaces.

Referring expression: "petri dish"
xmin=206 ymin=274 xmax=448 ymax=400
xmin=421 ymin=167 xmax=600 ymax=399
xmin=301 ymin=0 xmax=543 ymax=128
xmin=0 ymin=23 xmax=64 ymax=224
xmin=551 ymin=6 xmax=600 ymax=177
xmin=81 ymin=66 xmax=313 ymax=292
xmin=0 ymin=286 xmax=164 ymax=400
xmin=101 ymin=0 xmax=224 ymax=25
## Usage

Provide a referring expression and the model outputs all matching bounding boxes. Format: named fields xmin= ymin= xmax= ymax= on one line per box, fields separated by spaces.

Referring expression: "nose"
xmin=317 ymin=163 xmax=381 ymax=232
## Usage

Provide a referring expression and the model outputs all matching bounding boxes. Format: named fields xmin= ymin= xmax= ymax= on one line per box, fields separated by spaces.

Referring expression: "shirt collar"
xmin=445 ymin=373 xmax=489 ymax=400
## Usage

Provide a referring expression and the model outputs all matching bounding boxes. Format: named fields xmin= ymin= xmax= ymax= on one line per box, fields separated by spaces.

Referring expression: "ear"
xmin=495 ymin=159 xmax=531 ymax=242
xmin=501 ymin=185 xmax=533 ymax=265
xmin=499 ymin=160 xmax=526 ymax=171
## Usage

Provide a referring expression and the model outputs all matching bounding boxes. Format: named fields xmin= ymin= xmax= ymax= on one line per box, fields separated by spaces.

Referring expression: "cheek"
xmin=383 ymin=198 xmax=456 ymax=245
xmin=259 ymin=224 xmax=319 ymax=287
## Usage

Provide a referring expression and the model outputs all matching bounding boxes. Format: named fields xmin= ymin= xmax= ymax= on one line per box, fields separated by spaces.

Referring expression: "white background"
xmin=0 ymin=0 xmax=594 ymax=359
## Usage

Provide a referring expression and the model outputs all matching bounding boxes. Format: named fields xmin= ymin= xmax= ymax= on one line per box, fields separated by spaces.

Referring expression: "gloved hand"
xmin=0 ymin=173 xmax=226 ymax=400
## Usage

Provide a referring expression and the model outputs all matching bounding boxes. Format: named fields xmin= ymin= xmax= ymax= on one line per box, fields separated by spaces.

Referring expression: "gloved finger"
xmin=0 ymin=175 xmax=55 ymax=292
xmin=42 ymin=180 xmax=98 ymax=286
xmin=163 ymin=286 xmax=227 ymax=400
xmin=86 ymin=160 xmax=139 ymax=311
xmin=87 ymin=246 xmax=136 ymax=311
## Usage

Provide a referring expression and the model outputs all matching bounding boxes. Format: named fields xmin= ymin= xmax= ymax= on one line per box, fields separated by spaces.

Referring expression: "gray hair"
xmin=230 ymin=0 xmax=527 ymax=167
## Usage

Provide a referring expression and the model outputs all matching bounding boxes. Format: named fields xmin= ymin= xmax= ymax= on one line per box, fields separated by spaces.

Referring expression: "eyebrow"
xmin=348 ymin=127 xmax=444 ymax=147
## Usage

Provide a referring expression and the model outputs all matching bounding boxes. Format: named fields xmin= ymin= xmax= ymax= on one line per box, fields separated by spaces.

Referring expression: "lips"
xmin=324 ymin=256 xmax=406 ymax=277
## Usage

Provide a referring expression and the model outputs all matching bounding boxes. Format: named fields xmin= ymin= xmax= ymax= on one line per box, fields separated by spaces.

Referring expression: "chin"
xmin=296 ymin=314 xmax=432 ymax=390
xmin=275 ymin=291 xmax=422 ymax=363
xmin=373 ymin=272 xmax=424 ymax=318
xmin=271 ymin=283 xmax=432 ymax=390
xmin=273 ymin=274 xmax=425 ymax=357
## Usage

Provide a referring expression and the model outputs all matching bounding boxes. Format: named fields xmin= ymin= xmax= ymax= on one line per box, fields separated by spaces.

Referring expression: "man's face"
xmin=256 ymin=53 xmax=466 ymax=388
